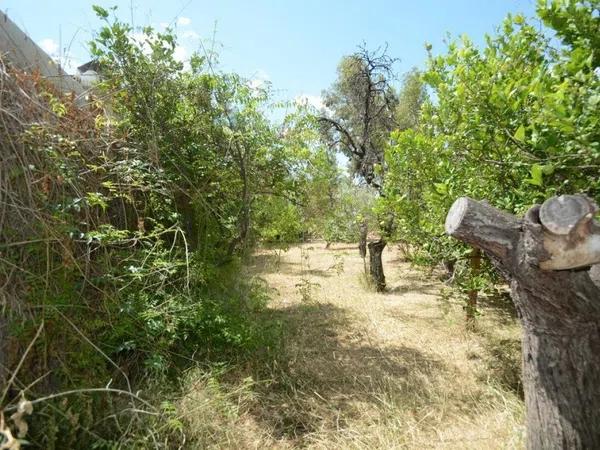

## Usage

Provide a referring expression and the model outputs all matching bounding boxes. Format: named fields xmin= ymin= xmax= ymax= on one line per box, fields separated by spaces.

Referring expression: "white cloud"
xmin=177 ymin=16 xmax=191 ymax=26
xmin=128 ymin=30 xmax=190 ymax=69
xmin=248 ymin=79 xmax=265 ymax=90
xmin=159 ymin=22 xmax=170 ymax=30
xmin=248 ymin=69 xmax=271 ymax=92
xmin=38 ymin=38 xmax=58 ymax=56
xmin=182 ymin=30 xmax=200 ymax=40
xmin=173 ymin=45 xmax=188 ymax=63
xmin=130 ymin=31 xmax=146 ymax=43
xmin=61 ymin=57 xmax=82 ymax=74
xmin=295 ymin=94 xmax=325 ymax=111
xmin=37 ymin=38 xmax=83 ymax=75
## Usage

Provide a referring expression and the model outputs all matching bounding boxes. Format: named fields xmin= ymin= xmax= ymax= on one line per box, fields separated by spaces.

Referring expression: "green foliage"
xmin=90 ymin=11 xmax=299 ymax=261
xmin=395 ymin=68 xmax=428 ymax=130
xmin=300 ymin=145 xmax=376 ymax=243
xmin=0 ymin=7 xmax=306 ymax=448
xmin=256 ymin=109 xmax=376 ymax=245
xmin=255 ymin=197 xmax=304 ymax=244
xmin=382 ymin=0 xmax=599 ymax=287
xmin=319 ymin=179 xmax=377 ymax=243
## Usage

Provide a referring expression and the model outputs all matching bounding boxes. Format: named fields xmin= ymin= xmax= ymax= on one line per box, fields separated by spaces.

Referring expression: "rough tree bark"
xmin=368 ymin=239 xmax=386 ymax=292
xmin=445 ymin=195 xmax=600 ymax=449
xmin=466 ymin=247 xmax=481 ymax=327
xmin=0 ymin=315 xmax=6 ymax=387
xmin=359 ymin=220 xmax=368 ymax=259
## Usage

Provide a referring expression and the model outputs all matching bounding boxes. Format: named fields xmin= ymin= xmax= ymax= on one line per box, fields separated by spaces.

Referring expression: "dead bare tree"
xmin=446 ymin=194 xmax=600 ymax=448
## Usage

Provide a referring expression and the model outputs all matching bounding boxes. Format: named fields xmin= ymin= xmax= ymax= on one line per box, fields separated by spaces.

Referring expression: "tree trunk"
xmin=442 ymin=259 xmax=455 ymax=281
xmin=445 ymin=195 xmax=600 ymax=449
xmin=359 ymin=220 xmax=368 ymax=258
xmin=0 ymin=315 xmax=7 ymax=387
xmin=466 ymin=247 xmax=481 ymax=327
xmin=368 ymin=239 xmax=386 ymax=292
xmin=227 ymin=142 xmax=252 ymax=259
xmin=175 ymin=192 xmax=199 ymax=251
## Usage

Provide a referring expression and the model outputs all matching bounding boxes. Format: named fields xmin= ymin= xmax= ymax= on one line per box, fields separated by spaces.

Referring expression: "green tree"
xmin=382 ymin=0 xmax=599 ymax=305
xmin=395 ymin=68 xmax=428 ymax=131
xmin=91 ymin=13 xmax=300 ymax=261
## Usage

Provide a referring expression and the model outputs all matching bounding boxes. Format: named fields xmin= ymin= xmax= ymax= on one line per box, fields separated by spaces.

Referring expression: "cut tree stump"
xmin=445 ymin=194 xmax=600 ymax=449
xmin=368 ymin=239 xmax=386 ymax=292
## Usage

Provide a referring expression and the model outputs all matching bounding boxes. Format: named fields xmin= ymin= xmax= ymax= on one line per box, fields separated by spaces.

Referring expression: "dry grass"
xmin=177 ymin=243 xmax=525 ymax=449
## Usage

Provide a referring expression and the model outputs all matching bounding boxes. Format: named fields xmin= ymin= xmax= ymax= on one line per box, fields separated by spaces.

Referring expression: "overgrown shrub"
xmin=0 ymin=10 xmax=287 ymax=447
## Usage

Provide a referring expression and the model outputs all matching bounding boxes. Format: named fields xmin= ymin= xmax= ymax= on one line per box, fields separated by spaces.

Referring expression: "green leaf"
xmin=541 ymin=164 xmax=554 ymax=176
xmin=514 ymin=125 xmax=526 ymax=142
xmin=92 ymin=5 xmax=109 ymax=18
xmin=434 ymin=182 xmax=448 ymax=195
xmin=86 ymin=192 xmax=108 ymax=211
xmin=526 ymin=164 xmax=544 ymax=186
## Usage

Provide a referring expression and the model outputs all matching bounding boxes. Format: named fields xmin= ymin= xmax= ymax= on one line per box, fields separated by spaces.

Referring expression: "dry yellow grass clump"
xmin=177 ymin=243 xmax=525 ymax=449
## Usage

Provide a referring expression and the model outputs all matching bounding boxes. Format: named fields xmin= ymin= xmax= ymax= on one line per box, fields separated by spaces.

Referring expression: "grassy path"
xmin=182 ymin=243 xmax=525 ymax=449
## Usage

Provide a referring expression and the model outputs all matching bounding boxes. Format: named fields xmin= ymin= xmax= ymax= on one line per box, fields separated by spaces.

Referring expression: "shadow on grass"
xmin=325 ymin=244 xmax=358 ymax=251
xmin=475 ymin=297 xmax=523 ymax=398
xmin=246 ymin=252 xmax=299 ymax=275
xmin=479 ymin=291 xmax=519 ymax=325
xmin=243 ymin=302 xmax=448 ymax=441
xmin=386 ymin=283 xmax=441 ymax=296
xmin=480 ymin=335 xmax=523 ymax=398
xmin=386 ymin=256 xmax=410 ymax=265
xmin=247 ymin=253 xmax=336 ymax=279
xmin=430 ymin=289 xmax=522 ymax=398
xmin=430 ymin=290 xmax=522 ymax=398
xmin=305 ymin=268 xmax=334 ymax=278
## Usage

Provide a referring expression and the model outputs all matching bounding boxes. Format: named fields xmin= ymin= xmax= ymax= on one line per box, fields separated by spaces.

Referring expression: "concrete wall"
xmin=0 ymin=11 xmax=85 ymax=95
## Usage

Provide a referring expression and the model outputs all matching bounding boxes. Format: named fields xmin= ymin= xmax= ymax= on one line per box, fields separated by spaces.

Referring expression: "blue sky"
xmin=2 ymin=0 xmax=537 ymax=106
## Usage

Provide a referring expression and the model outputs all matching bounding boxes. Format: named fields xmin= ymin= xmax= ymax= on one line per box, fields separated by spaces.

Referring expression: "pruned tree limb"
xmin=537 ymin=195 xmax=600 ymax=270
xmin=445 ymin=197 xmax=521 ymax=263
xmin=445 ymin=195 xmax=600 ymax=271
xmin=445 ymin=194 xmax=600 ymax=449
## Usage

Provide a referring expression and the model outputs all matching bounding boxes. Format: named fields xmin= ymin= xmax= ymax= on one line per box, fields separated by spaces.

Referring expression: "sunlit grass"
xmin=176 ymin=243 xmax=524 ymax=449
